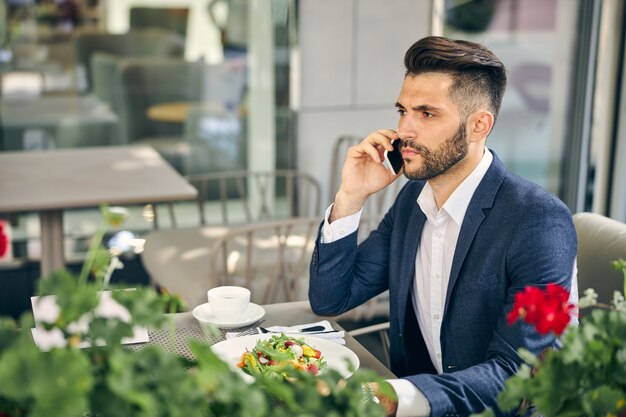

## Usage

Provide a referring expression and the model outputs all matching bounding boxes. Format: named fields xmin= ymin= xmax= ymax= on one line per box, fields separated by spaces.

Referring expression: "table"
xmin=139 ymin=300 xmax=395 ymax=379
xmin=145 ymin=101 xmax=237 ymax=124
xmin=0 ymin=145 xmax=198 ymax=277
xmin=146 ymin=101 xmax=196 ymax=123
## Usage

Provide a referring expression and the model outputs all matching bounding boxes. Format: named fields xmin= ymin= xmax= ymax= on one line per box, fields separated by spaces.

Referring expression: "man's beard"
xmin=401 ymin=123 xmax=468 ymax=181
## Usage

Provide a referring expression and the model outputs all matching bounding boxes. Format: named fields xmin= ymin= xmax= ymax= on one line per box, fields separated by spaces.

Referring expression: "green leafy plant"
xmin=474 ymin=260 xmax=626 ymax=417
xmin=0 ymin=206 xmax=387 ymax=417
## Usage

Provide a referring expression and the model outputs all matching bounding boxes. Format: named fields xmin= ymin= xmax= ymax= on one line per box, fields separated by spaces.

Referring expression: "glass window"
xmin=443 ymin=0 xmax=581 ymax=196
xmin=0 ymin=0 xmax=294 ymax=274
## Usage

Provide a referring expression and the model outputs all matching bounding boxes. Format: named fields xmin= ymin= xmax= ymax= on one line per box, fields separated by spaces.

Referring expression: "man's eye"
xmin=423 ymin=112 xmax=434 ymax=118
xmin=396 ymin=109 xmax=406 ymax=116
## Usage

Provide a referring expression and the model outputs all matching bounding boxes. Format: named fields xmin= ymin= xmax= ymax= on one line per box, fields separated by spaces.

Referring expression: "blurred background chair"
xmin=162 ymin=169 xmax=321 ymax=228
xmin=329 ymin=135 xmax=360 ymax=204
xmin=205 ymin=216 xmax=320 ymax=306
xmin=178 ymin=60 xmax=248 ymax=174
xmin=113 ymin=56 xmax=203 ymax=168
xmin=573 ymin=212 xmax=626 ymax=304
xmin=129 ymin=7 xmax=189 ymax=37
xmin=141 ymin=170 xmax=322 ymax=308
xmin=90 ymin=53 xmax=249 ymax=174
xmin=143 ymin=216 xmax=320 ymax=309
xmin=74 ymin=29 xmax=185 ymax=93
xmin=90 ymin=51 xmax=121 ymax=108
xmin=347 ymin=321 xmax=390 ymax=368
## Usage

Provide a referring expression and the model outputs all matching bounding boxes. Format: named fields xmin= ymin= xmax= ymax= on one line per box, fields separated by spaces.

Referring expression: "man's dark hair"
xmin=404 ymin=36 xmax=507 ymax=122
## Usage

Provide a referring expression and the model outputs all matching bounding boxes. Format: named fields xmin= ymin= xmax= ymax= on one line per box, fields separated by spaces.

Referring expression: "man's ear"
xmin=468 ymin=111 xmax=494 ymax=142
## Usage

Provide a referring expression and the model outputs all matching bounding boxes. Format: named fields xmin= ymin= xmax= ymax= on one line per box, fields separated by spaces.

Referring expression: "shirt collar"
xmin=417 ymin=149 xmax=493 ymax=226
xmin=417 ymin=183 xmax=439 ymax=224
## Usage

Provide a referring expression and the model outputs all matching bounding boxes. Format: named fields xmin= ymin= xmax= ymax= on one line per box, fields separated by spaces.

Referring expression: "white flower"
xmin=578 ymin=288 xmax=598 ymax=308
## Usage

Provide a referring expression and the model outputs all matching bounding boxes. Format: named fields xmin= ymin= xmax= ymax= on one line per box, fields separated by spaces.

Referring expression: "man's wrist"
xmin=330 ymin=189 xmax=367 ymax=223
xmin=385 ymin=379 xmax=430 ymax=417
xmin=368 ymin=381 xmax=398 ymax=416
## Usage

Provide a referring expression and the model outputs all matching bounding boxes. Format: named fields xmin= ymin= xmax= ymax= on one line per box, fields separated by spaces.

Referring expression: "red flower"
xmin=507 ymin=286 xmax=546 ymax=325
xmin=507 ymin=284 xmax=574 ymax=336
xmin=545 ymin=283 xmax=570 ymax=304
xmin=0 ymin=223 xmax=8 ymax=258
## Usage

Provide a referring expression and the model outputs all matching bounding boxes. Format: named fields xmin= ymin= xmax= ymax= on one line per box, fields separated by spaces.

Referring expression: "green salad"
xmin=236 ymin=334 xmax=327 ymax=377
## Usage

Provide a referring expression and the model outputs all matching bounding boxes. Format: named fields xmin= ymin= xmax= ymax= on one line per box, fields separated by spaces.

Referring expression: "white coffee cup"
xmin=207 ymin=286 xmax=250 ymax=323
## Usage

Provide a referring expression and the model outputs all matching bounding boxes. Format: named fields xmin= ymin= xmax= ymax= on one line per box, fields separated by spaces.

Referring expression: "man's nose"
xmin=396 ymin=118 xmax=416 ymax=139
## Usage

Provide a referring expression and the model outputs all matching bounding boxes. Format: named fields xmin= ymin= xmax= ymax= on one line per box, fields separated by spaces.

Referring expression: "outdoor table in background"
xmin=146 ymin=101 xmax=196 ymax=124
xmin=0 ymin=145 xmax=198 ymax=277
xmin=145 ymin=101 xmax=242 ymax=124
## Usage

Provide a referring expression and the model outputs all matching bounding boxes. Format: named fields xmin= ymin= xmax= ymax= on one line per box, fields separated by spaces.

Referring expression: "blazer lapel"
xmin=397 ymin=205 xmax=426 ymax=331
xmin=444 ymin=153 xmax=507 ymax=314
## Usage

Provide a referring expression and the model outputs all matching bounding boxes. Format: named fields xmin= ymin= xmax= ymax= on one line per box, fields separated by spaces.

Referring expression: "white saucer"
xmin=192 ymin=302 xmax=265 ymax=329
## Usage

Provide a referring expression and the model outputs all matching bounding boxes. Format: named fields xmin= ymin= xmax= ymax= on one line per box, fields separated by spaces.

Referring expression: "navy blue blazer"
xmin=309 ymin=154 xmax=577 ymax=416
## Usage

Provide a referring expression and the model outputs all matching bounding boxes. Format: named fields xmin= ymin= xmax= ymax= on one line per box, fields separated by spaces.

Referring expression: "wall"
xmin=296 ymin=0 xmax=432 ymax=208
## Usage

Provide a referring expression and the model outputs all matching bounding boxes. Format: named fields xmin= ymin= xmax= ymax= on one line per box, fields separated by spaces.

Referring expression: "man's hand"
xmin=366 ymin=381 xmax=399 ymax=416
xmin=330 ymin=130 xmax=403 ymax=222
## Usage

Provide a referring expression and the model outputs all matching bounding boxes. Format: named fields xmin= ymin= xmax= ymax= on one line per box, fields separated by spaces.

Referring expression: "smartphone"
xmin=383 ymin=139 xmax=403 ymax=175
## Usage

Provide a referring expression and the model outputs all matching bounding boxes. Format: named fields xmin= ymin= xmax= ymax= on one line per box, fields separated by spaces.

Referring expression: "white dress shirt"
xmin=412 ymin=149 xmax=493 ymax=374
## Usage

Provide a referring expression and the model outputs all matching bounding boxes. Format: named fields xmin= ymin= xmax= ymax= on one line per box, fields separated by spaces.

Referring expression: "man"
xmin=308 ymin=36 xmax=577 ymax=416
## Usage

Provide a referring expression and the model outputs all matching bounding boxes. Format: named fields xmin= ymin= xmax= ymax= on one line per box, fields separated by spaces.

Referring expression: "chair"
xmin=347 ymin=322 xmax=390 ymax=368
xmin=161 ymin=170 xmax=321 ymax=229
xmin=115 ymin=57 xmax=204 ymax=143
xmin=129 ymin=7 xmax=189 ymax=37
xmin=206 ymin=217 xmax=321 ymax=306
xmin=90 ymin=52 xmax=121 ymax=108
xmin=206 ymin=212 xmax=396 ymax=310
xmin=108 ymin=56 xmax=205 ymax=170
xmin=573 ymin=212 xmax=626 ymax=304
xmin=74 ymin=29 xmax=185 ymax=92
xmin=179 ymin=58 xmax=248 ymax=175
xmin=92 ymin=55 xmax=249 ymax=173
xmin=329 ymin=135 xmax=359 ymax=204
xmin=142 ymin=216 xmax=321 ymax=309
xmin=141 ymin=170 xmax=322 ymax=308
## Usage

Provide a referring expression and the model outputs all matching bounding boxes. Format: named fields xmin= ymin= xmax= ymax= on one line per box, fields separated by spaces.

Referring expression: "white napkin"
xmin=226 ymin=320 xmax=345 ymax=344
